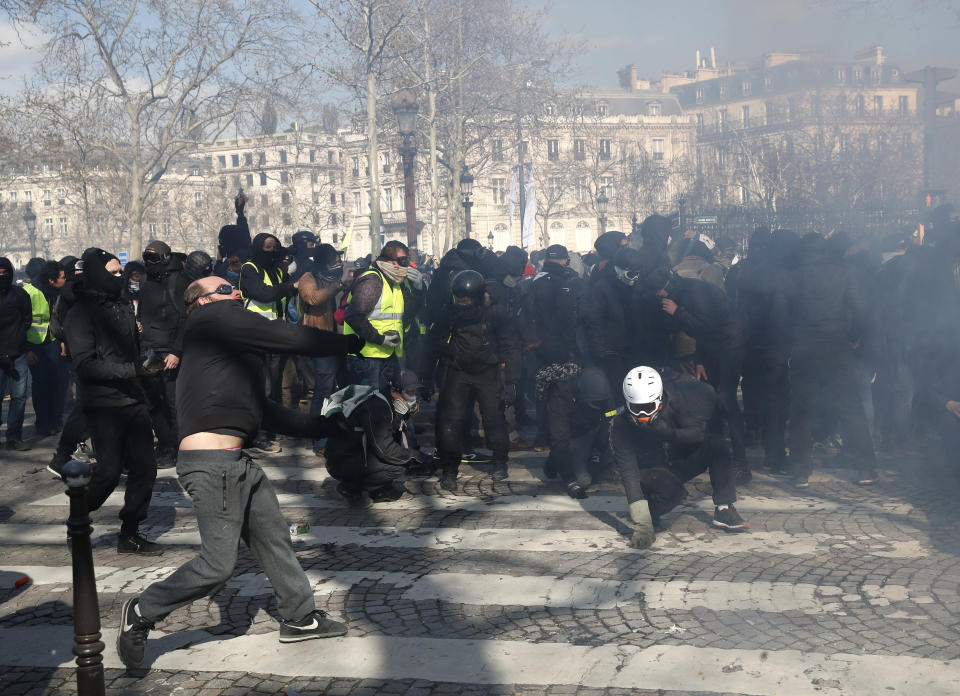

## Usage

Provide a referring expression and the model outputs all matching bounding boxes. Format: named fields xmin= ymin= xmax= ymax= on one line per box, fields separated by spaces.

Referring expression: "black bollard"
xmin=63 ymin=458 xmax=106 ymax=696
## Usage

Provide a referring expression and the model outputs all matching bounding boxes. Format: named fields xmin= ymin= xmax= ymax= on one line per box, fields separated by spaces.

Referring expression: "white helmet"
xmin=622 ymin=366 xmax=663 ymax=423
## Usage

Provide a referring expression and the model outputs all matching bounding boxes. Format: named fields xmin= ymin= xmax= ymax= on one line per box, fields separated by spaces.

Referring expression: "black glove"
xmin=646 ymin=417 xmax=676 ymax=443
xmin=136 ymin=355 xmax=165 ymax=378
xmin=345 ymin=333 xmax=364 ymax=355
xmin=0 ymin=356 xmax=19 ymax=381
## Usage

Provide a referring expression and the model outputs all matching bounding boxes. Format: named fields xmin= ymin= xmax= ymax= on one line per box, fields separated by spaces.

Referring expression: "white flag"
xmin=508 ymin=168 xmax=518 ymax=239
xmin=522 ymin=163 xmax=537 ymax=249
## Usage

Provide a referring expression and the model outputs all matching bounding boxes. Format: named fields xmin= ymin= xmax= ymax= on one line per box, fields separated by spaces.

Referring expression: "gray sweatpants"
xmin=138 ymin=449 xmax=314 ymax=623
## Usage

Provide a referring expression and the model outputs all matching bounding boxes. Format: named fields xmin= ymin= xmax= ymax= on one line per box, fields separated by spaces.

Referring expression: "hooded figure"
xmin=25 ymin=257 xmax=45 ymax=283
xmin=290 ymin=230 xmax=318 ymax=277
xmin=143 ymin=241 xmax=173 ymax=278
xmin=251 ymin=233 xmax=285 ymax=269
xmin=121 ymin=261 xmax=146 ymax=303
xmin=183 ymin=251 xmax=213 ymax=283
xmin=593 ymin=231 xmax=628 ymax=273
xmin=0 ymin=256 xmax=32 ymax=448
xmin=217 ymin=223 xmax=251 ymax=262
xmin=424 ymin=239 xmax=497 ymax=326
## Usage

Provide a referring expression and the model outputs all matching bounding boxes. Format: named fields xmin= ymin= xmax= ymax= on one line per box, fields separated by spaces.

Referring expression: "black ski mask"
xmin=81 ymin=248 xmax=123 ymax=298
xmin=0 ymin=257 xmax=13 ymax=293
xmin=251 ymin=233 xmax=283 ymax=268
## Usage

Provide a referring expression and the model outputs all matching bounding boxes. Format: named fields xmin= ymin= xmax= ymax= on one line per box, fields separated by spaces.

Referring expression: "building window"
xmin=491 ymin=178 xmax=507 ymax=205
xmin=549 ymin=221 xmax=565 ymax=245
xmin=383 ymin=152 xmax=391 ymax=173
xmin=902 ymin=133 xmax=912 ymax=149
xmin=258 ymin=152 xmax=266 ymax=165
xmin=899 ymin=95 xmax=909 ymax=116
xmin=231 ymin=153 xmax=239 ymax=167
xmin=573 ymin=139 xmax=586 ymax=161
xmin=547 ymin=139 xmax=559 ymax=160
xmin=148 ymin=222 xmax=157 ymax=237
xmin=330 ymin=192 xmax=337 ymax=205
xmin=718 ymin=109 xmax=727 ymax=131
xmin=279 ymin=150 xmax=287 ymax=164
xmin=600 ymin=175 xmax=613 ymax=196
xmin=548 ymin=176 xmax=561 ymax=199
xmin=280 ymin=171 xmax=289 ymax=184
xmin=874 ymin=95 xmax=883 ymax=114
xmin=243 ymin=153 xmax=252 ymax=166
xmin=190 ymin=166 xmax=201 ymax=176
xmin=836 ymin=94 xmax=846 ymax=115
xmin=383 ymin=188 xmax=393 ymax=212
xmin=351 ymin=156 xmax=360 ymax=177
xmin=283 ymin=213 xmax=291 ymax=226
xmin=353 ymin=191 xmax=362 ymax=215
xmin=742 ymin=79 xmax=751 ymax=96
xmin=57 ymin=188 xmax=65 ymax=205
xmin=837 ymin=68 xmax=845 ymax=83
xmin=648 ymin=102 xmax=661 ymax=117
xmin=281 ymin=191 xmax=290 ymax=205
xmin=194 ymin=191 xmax=202 ymax=208
xmin=695 ymin=87 xmax=704 ymax=104
xmin=652 ymin=138 xmax=664 ymax=161
xmin=576 ymin=177 xmax=588 ymax=203
xmin=740 ymin=105 xmax=750 ymax=128
xmin=599 ymin=139 xmax=611 ymax=160
xmin=163 ymin=221 xmax=172 ymax=236
xmin=233 ymin=175 xmax=241 ymax=188
xmin=597 ymin=102 xmax=608 ymax=116
xmin=327 ymin=171 xmax=336 ymax=186
xmin=519 ymin=141 xmax=529 ymax=158
xmin=309 ymin=149 xmax=316 ymax=163
xmin=8 ymin=191 xmax=15 ymax=204
xmin=854 ymin=68 xmax=862 ymax=81
xmin=719 ymin=82 xmax=727 ymax=98
xmin=56 ymin=217 xmax=67 ymax=237
xmin=328 ymin=150 xmax=335 ymax=164
xmin=856 ymin=95 xmax=865 ymax=116
xmin=696 ymin=113 xmax=704 ymax=134
xmin=25 ymin=190 xmax=33 ymax=206
xmin=42 ymin=189 xmax=51 ymax=206
xmin=871 ymin=70 xmax=881 ymax=85
xmin=716 ymin=146 xmax=726 ymax=167
xmin=44 ymin=217 xmax=53 ymax=236
xmin=218 ymin=155 xmax=226 ymax=168
xmin=330 ymin=213 xmax=338 ymax=226
xmin=260 ymin=172 xmax=268 ymax=186
xmin=575 ymin=220 xmax=591 ymax=251
xmin=492 ymin=139 xmax=504 ymax=162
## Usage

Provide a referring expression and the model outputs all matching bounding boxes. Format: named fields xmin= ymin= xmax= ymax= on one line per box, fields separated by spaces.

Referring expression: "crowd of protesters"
xmin=2 ymin=191 xmax=960 ymax=662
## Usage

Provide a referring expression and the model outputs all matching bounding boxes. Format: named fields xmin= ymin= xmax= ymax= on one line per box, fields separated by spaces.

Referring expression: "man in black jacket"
xmin=775 ymin=233 xmax=876 ymax=486
xmin=583 ymin=245 xmax=640 ymax=394
xmin=0 ymin=257 xmax=31 ymax=451
xmin=116 ymin=274 xmax=364 ymax=669
xmin=139 ymin=240 xmax=186 ymax=468
xmin=610 ymin=366 xmax=746 ymax=549
xmin=63 ymin=248 xmax=163 ymax=555
xmin=424 ymin=269 xmax=520 ymax=490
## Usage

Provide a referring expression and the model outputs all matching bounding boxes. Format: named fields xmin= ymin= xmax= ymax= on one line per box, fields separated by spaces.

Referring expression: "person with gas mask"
xmin=424 ymin=270 xmax=520 ymax=490
xmin=0 ymin=257 xmax=32 ymax=451
xmin=322 ymin=370 xmax=425 ymax=504
xmin=138 ymin=240 xmax=187 ymax=469
xmin=610 ymin=366 xmax=747 ymax=549
xmin=543 ymin=367 xmax=617 ymax=498
xmin=239 ymin=232 xmax=299 ymax=453
xmin=115 ymin=274 xmax=364 ymax=669
xmin=298 ymin=243 xmax=349 ymax=455
xmin=343 ymin=241 xmax=410 ymax=392
xmin=424 ymin=238 xmax=497 ymax=329
xmin=63 ymin=248 xmax=164 ymax=555
xmin=288 ymin=230 xmax=319 ymax=278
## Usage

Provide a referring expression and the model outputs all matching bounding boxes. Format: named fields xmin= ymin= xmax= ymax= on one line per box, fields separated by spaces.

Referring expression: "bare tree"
xmin=13 ymin=0 xmax=294 ymax=255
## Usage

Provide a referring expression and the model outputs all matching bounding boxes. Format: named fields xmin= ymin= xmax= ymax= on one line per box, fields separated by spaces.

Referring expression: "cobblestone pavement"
xmin=1 ymin=409 xmax=960 ymax=695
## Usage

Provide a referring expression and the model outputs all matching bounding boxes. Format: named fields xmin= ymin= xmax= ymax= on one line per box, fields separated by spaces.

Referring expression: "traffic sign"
xmin=695 ymin=216 xmax=718 ymax=225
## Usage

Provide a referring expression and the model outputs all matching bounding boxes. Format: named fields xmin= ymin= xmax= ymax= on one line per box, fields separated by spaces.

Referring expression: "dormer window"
xmin=648 ymin=102 xmax=661 ymax=117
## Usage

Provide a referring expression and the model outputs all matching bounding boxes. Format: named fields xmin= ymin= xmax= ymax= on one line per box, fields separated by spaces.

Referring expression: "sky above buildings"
xmin=542 ymin=0 xmax=960 ymax=88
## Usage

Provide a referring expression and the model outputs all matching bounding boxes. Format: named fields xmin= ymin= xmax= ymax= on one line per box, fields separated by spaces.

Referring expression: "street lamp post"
xmin=487 ymin=230 xmax=495 ymax=250
xmin=460 ymin=166 xmax=474 ymax=238
xmin=23 ymin=209 xmax=37 ymax=259
xmin=677 ymin=196 xmax=687 ymax=235
xmin=596 ymin=193 xmax=609 ymax=235
xmin=393 ymin=90 xmax=420 ymax=261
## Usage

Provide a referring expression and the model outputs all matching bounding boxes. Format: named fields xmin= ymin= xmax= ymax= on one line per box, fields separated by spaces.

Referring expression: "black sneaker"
xmin=369 ymin=483 xmax=405 ymax=503
xmin=118 ymin=534 xmax=164 ymax=556
xmin=47 ymin=453 xmax=69 ymax=479
xmin=490 ymin=463 xmax=509 ymax=481
xmin=117 ymin=598 xmax=153 ymax=669
xmin=6 ymin=439 xmax=31 ymax=451
xmin=278 ymin=609 xmax=347 ymax=643
xmin=712 ymin=505 xmax=749 ymax=530
xmin=566 ymin=482 xmax=587 ymax=499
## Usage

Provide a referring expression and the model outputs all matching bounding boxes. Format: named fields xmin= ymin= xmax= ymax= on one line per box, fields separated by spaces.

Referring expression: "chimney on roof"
xmin=710 ymin=47 xmax=716 ymax=69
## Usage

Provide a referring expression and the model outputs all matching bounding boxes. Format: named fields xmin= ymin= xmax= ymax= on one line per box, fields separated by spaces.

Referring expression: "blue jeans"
xmin=346 ymin=354 xmax=399 ymax=392
xmin=310 ymin=355 xmax=342 ymax=450
xmin=0 ymin=354 xmax=30 ymax=442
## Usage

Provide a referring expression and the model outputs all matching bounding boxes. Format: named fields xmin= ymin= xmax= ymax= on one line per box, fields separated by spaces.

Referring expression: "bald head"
xmin=184 ymin=276 xmax=241 ymax=313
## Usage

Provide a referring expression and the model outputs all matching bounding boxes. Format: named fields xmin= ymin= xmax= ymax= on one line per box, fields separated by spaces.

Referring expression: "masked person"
xmin=343 ymin=241 xmax=409 ymax=392
xmin=298 ymin=243 xmax=349 ymax=455
xmin=289 ymin=230 xmax=319 ymax=278
xmin=63 ymin=248 xmax=164 ymax=555
xmin=23 ymin=258 xmax=66 ymax=437
xmin=138 ymin=240 xmax=186 ymax=469
xmin=0 ymin=257 xmax=32 ymax=451
xmin=213 ymin=191 xmax=251 ymax=279
xmin=323 ymin=370 xmax=425 ymax=504
xmin=239 ymin=232 xmax=299 ymax=452
xmin=610 ymin=366 xmax=747 ymax=549
xmin=423 ymin=270 xmax=520 ymax=490
xmin=115 ymin=275 xmax=364 ymax=670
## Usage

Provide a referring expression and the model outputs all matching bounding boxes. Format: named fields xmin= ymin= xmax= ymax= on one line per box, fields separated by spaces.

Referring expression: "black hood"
xmin=0 ymin=257 xmax=12 ymax=293
xmin=218 ymin=224 xmax=251 ymax=260
xmin=594 ymin=231 xmax=627 ymax=260
xmin=496 ymin=246 xmax=528 ymax=279
xmin=251 ymin=233 xmax=283 ymax=268
xmin=121 ymin=261 xmax=145 ymax=301
xmin=184 ymin=251 xmax=213 ymax=282
xmin=80 ymin=248 xmax=123 ymax=299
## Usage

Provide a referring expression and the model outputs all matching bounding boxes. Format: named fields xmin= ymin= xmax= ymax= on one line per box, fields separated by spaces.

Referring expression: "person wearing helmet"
xmin=423 ymin=269 xmax=520 ymax=490
xmin=322 ymin=370 xmax=426 ymax=505
xmin=610 ymin=365 xmax=746 ymax=548
xmin=543 ymin=367 xmax=618 ymax=498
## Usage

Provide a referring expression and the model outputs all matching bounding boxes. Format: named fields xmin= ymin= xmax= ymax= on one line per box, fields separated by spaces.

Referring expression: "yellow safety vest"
xmin=240 ymin=261 xmax=286 ymax=321
xmin=344 ymin=268 xmax=405 ymax=358
xmin=23 ymin=283 xmax=51 ymax=344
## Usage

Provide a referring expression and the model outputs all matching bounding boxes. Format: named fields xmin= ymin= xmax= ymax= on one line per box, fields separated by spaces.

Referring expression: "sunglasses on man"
xmin=197 ymin=284 xmax=235 ymax=300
